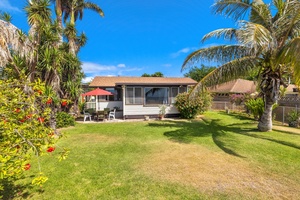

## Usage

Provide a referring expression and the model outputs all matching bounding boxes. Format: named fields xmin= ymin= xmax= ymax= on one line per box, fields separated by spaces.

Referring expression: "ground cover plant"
xmin=12 ymin=111 xmax=300 ymax=199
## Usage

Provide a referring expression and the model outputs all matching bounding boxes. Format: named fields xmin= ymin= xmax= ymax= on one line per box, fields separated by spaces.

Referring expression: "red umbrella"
xmin=82 ymin=88 xmax=113 ymax=96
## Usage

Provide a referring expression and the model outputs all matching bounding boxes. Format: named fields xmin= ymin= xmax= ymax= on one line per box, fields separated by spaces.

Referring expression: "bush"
xmin=229 ymin=94 xmax=245 ymax=105
xmin=175 ymin=90 xmax=211 ymax=119
xmin=244 ymin=98 xmax=264 ymax=120
xmin=286 ymin=110 xmax=300 ymax=127
xmin=56 ymin=112 xmax=75 ymax=128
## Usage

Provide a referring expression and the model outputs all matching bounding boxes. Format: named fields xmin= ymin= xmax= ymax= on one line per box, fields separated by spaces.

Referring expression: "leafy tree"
xmin=184 ymin=64 xmax=216 ymax=82
xmin=182 ymin=0 xmax=300 ymax=131
xmin=0 ymin=75 xmax=68 ymax=196
xmin=141 ymin=72 xmax=164 ymax=77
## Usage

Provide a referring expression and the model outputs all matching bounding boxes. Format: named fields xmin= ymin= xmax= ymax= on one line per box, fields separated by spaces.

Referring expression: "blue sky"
xmin=1 ymin=0 xmax=236 ymax=82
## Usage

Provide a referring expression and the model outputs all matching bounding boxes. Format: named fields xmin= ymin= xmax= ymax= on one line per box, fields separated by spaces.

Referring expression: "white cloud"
xmin=82 ymin=62 xmax=117 ymax=74
xmin=117 ymin=63 xmax=126 ymax=68
xmin=82 ymin=77 xmax=94 ymax=83
xmin=171 ymin=47 xmax=197 ymax=58
xmin=0 ymin=1 xmax=20 ymax=12
xmin=81 ymin=61 xmax=144 ymax=78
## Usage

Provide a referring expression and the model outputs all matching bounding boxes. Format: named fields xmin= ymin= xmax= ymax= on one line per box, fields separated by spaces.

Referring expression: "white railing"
xmin=85 ymin=101 xmax=123 ymax=111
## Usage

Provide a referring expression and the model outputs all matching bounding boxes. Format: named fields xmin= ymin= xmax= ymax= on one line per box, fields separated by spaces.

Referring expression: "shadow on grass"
xmin=0 ymin=175 xmax=45 ymax=200
xmin=148 ymin=112 xmax=300 ymax=158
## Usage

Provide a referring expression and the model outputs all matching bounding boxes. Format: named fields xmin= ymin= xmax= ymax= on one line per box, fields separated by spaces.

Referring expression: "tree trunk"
xmin=258 ymin=101 xmax=273 ymax=131
xmin=258 ymin=70 xmax=281 ymax=132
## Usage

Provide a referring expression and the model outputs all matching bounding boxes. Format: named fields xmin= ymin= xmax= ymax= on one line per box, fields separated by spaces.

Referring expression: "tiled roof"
xmin=209 ymin=79 xmax=256 ymax=93
xmin=89 ymin=76 xmax=197 ymax=87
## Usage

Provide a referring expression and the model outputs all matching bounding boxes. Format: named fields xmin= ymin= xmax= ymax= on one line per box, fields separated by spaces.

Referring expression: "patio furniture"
xmin=108 ymin=109 xmax=116 ymax=120
xmin=83 ymin=111 xmax=92 ymax=122
xmin=96 ymin=110 xmax=105 ymax=121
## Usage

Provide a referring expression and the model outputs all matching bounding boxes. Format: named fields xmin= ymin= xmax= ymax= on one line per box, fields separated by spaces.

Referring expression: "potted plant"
xmin=286 ymin=110 xmax=300 ymax=127
xmin=158 ymin=105 xmax=167 ymax=120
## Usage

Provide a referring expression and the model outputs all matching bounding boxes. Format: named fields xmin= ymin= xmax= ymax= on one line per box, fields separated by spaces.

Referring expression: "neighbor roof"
xmin=89 ymin=76 xmax=197 ymax=87
xmin=209 ymin=79 xmax=256 ymax=94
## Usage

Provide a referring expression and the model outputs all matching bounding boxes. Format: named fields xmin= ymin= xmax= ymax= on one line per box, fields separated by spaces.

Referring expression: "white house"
xmin=86 ymin=76 xmax=197 ymax=119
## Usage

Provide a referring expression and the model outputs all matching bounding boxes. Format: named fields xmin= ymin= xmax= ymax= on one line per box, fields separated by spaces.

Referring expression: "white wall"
xmin=124 ymin=104 xmax=179 ymax=116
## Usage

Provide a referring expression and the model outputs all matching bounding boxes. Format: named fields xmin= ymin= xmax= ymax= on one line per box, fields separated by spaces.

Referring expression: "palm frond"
xmin=201 ymin=28 xmax=237 ymax=43
xmin=181 ymin=45 xmax=251 ymax=71
xmin=84 ymin=2 xmax=104 ymax=17
xmin=237 ymin=21 xmax=274 ymax=53
xmin=250 ymin=0 xmax=272 ymax=28
xmin=277 ymin=37 xmax=300 ymax=84
xmin=273 ymin=1 xmax=300 ymax=46
xmin=213 ymin=0 xmax=272 ymax=30
xmin=189 ymin=56 xmax=261 ymax=97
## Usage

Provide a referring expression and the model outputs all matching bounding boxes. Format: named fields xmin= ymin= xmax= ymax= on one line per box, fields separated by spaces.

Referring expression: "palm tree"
xmin=62 ymin=0 xmax=104 ymax=55
xmin=182 ymin=0 xmax=300 ymax=132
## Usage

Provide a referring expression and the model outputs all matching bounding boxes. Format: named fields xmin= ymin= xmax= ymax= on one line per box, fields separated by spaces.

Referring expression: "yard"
xmin=12 ymin=111 xmax=300 ymax=199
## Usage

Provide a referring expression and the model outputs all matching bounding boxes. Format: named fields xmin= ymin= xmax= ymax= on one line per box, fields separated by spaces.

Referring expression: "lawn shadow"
xmin=0 ymin=177 xmax=41 ymax=200
xmin=148 ymin=119 xmax=247 ymax=157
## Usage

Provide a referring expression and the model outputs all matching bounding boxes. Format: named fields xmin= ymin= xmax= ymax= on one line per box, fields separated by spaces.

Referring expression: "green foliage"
xmin=286 ymin=110 xmax=300 ymax=127
xmin=244 ymin=98 xmax=264 ymax=120
xmin=56 ymin=112 xmax=75 ymax=128
xmin=175 ymin=90 xmax=211 ymax=119
xmin=0 ymin=12 xmax=12 ymax=23
xmin=184 ymin=64 xmax=216 ymax=82
xmin=0 ymin=76 xmax=67 ymax=194
xmin=141 ymin=72 xmax=164 ymax=77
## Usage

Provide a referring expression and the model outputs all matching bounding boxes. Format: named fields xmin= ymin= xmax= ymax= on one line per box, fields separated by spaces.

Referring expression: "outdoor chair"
xmin=108 ymin=109 xmax=116 ymax=120
xmin=83 ymin=111 xmax=92 ymax=122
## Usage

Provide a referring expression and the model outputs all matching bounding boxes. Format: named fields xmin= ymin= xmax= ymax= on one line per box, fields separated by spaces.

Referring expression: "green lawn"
xmin=12 ymin=111 xmax=300 ymax=199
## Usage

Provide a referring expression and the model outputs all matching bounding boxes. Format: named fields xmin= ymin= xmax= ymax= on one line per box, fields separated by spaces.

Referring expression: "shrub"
xmin=56 ymin=112 xmax=75 ymax=128
xmin=0 ymin=76 xmax=68 ymax=195
xmin=229 ymin=93 xmax=245 ymax=105
xmin=244 ymin=98 xmax=264 ymax=120
xmin=286 ymin=110 xmax=300 ymax=127
xmin=175 ymin=90 xmax=211 ymax=119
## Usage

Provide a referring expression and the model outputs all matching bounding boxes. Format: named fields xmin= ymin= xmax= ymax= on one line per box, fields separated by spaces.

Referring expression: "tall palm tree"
xmin=62 ymin=0 xmax=104 ymax=55
xmin=182 ymin=0 xmax=300 ymax=132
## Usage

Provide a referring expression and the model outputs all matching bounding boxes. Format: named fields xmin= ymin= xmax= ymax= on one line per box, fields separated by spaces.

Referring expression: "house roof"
xmin=209 ymin=79 xmax=256 ymax=94
xmin=286 ymin=84 xmax=299 ymax=94
xmin=89 ymin=76 xmax=197 ymax=87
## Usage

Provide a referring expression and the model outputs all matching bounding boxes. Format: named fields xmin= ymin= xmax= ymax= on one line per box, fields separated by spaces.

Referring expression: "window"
xmin=144 ymin=87 xmax=168 ymax=105
xmin=171 ymin=86 xmax=187 ymax=104
xmin=171 ymin=87 xmax=179 ymax=104
xmin=126 ymin=87 xmax=142 ymax=104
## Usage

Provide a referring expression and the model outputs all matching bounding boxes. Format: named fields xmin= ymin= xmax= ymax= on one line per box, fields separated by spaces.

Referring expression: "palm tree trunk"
xmin=55 ymin=0 xmax=63 ymax=44
xmin=69 ymin=6 xmax=76 ymax=55
xmin=258 ymin=100 xmax=273 ymax=131
xmin=258 ymin=72 xmax=281 ymax=132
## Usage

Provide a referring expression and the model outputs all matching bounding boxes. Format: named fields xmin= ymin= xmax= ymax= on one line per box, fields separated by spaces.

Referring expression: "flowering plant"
xmin=229 ymin=94 xmax=245 ymax=105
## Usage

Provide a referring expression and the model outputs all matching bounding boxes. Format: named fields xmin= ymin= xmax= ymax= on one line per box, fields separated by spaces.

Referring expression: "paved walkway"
xmin=272 ymin=125 xmax=300 ymax=135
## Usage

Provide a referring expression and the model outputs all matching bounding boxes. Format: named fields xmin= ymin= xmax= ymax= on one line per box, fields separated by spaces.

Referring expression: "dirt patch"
xmin=137 ymin=141 xmax=300 ymax=199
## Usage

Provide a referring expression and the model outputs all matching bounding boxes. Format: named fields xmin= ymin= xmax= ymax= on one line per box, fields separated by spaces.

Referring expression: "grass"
xmin=10 ymin=111 xmax=300 ymax=199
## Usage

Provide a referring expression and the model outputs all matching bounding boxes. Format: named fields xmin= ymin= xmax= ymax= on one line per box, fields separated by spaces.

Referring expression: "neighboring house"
xmin=87 ymin=76 xmax=197 ymax=119
xmin=285 ymin=84 xmax=299 ymax=97
xmin=209 ymin=79 xmax=256 ymax=110
xmin=210 ymin=79 xmax=257 ymax=101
